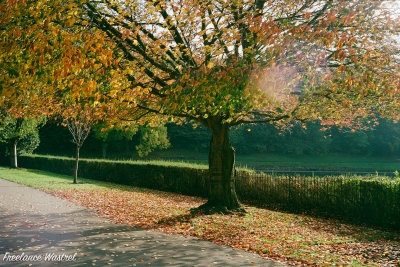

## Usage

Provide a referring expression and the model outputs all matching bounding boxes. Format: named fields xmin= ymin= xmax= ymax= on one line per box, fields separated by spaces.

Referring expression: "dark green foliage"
xmin=135 ymin=126 xmax=170 ymax=157
xmin=18 ymin=155 xmax=208 ymax=197
xmin=0 ymin=116 xmax=45 ymax=167
xmin=92 ymin=122 xmax=138 ymax=158
xmin=19 ymin=130 xmax=40 ymax=154
xmin=0 ymin=129 xmax=40 ymax=156
xmin=166 ymin=123 xmax=211 ymax=152
xmin=231 ymin=123 xmax=331 ymax=155
xmin=167 ymin=120 xmax=400 ymax=156
xmin=36 ymin=121 xmax=73 ymax=156
xmin=37 ymin=122 xmax=171 ymax=158
xmin=329 ymin=129 xmax=369 ymax=154
xmin=17 ymin=155 xmax=400 ymax=229
xmin=36 ymin=119 xmax=400 ymax=158
xmin=210 ymin=120 xmax=400 ymax=156
xmin=368 ymin=120 xmax=400 ymax=156
xmin=236 ymin=172 xmax=400 ymax=229
xmin=0 ymin=117 xmax=44 ymax=154
xmin=93 ymin=122 xmax=138 ymax=142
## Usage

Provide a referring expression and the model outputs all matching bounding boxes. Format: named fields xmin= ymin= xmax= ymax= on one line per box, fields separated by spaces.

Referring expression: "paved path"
xmin=0 ymin=179 xmax=284 ymax=266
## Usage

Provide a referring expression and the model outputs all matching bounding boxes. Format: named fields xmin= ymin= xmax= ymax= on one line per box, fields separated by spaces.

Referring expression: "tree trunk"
xmin=74 ymin=146 xmax=80 ymax=184
xmin=9 ymin=139 xmax=18 ymax=168
xmin=102 ymin=143 xmax=108 ymax=158
xmin=197 ymin=119 xmax=242 ymax=213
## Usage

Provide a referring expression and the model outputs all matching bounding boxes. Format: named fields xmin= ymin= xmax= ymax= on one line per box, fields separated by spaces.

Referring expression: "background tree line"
xmin=0 ymin=121 xmax=170 ymax=159
xmin=2 ymin=119 xmax=400 ymax=160
xmin=169 ymin=120 xmax=400 ymax=157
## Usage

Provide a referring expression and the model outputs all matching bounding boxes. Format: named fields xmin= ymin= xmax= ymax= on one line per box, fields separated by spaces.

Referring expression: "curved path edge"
xmin=0 ymin=178 xmax=284 ymax=267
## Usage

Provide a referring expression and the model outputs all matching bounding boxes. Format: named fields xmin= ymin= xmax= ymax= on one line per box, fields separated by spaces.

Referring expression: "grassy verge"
xmin=1 ymin=167 xmax=399 ymax=266
xmin=236 ymin=154 xmax=400 ymax=171
xmin=31 ymin=152 xmax=400 ymax=173
xmin=146 ymin=151 xmax=400 ymax=171
xmin=28 ymin=153 xmax=209 ymax=169
xmin=25 ymin=153 xmax=253 ymax=172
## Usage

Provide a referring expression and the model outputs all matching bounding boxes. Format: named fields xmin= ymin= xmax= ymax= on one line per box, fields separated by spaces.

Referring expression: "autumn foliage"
xmin=1 ymin=0 xmax=399 ymax=211
xmin=0 ymin=0 xmax=128 ymax=120
xmin=81 ymin=0 xmax=400 ymax=211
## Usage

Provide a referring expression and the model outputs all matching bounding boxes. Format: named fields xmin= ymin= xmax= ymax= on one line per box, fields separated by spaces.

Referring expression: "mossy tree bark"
xmin=196 ymin=117 xmax=243 ymax=213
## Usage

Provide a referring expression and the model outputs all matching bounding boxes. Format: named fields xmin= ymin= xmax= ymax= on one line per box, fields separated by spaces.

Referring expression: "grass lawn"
xmin=0 ymin=167 xmax=399 ymax=266
xmin=146 ymin=151 xmax=400 ymax=172
xmin=33 ymin=152 xmax=400 ymax=172
xmin=236 ymin=154 xmax=400 ymax=170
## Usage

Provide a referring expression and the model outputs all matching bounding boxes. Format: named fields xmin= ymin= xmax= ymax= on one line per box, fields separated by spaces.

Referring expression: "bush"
xmin=236 ymin=172 xmax=400 ymax=229
xmin=18 ymin=155 xmax=208 ymax=197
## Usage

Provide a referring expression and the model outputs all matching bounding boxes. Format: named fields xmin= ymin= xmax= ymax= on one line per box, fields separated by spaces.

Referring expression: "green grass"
xmin=25 ymin=153 xmax=400 ymax=177
xmin=0 ymin=167 xmax=138 ymax=191
xmin=236 ymin=153 xmax=400 ymax=170
xmin=32 ymin=150 xmax=400 ymax=172
xmin=27 ymin=153 xmax=209 ymax=169
xmin=144 ymin=150 xmax=400 ymax=171
xmin=26 ymin=153 xmax=255 ymax=172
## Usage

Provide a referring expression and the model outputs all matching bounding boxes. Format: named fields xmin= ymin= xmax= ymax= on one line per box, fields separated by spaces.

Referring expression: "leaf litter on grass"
xmin=45 ymin=186 xmax=400 ymax=266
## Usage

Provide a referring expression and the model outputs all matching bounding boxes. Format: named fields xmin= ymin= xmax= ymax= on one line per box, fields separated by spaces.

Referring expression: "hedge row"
xmin=18 ymin=156 xmax=209 ymax=197
xmin=236 ymin=172 xmax=400 ymax=229
xmin=15 ymin=155 xmax=400 ymax=229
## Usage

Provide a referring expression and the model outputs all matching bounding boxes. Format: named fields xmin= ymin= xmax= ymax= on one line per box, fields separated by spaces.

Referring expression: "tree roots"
xmin=191 ymin=201 xmax=246 ymax=215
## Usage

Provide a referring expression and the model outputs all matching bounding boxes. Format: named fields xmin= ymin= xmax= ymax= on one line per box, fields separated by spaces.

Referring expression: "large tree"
xmin=1 ymin=0 xmax=398 ymax=212
xmin=82 ymin=0 xmax=399 ymax=212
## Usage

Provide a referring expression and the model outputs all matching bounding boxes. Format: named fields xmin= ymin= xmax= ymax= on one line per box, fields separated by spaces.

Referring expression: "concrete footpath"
xmin=0 ymin=178 xmax=284 ymax=266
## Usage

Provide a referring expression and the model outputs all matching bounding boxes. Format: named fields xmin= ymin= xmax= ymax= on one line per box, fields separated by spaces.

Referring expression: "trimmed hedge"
xmin=18 ymin=155 xmax=209 ymax=198
xmin=236 ymin=172 xmax=400 ymax=229
xmin=14 ymin=155 xmax=400 ymax=229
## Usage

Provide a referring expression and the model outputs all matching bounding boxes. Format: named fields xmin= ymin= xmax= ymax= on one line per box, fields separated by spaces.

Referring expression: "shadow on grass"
xmin=156 ymin=214 xmax=194 ymax=227
xmin=245 ymin=200 xmax=400 ymax=242
xmin=154 ymin=211 xmax=205 ymax=227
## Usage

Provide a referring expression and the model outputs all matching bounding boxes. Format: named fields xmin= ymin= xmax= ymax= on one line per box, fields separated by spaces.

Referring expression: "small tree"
xmin=65 ymin=113 xmax=92 ymax=184
xmin=93 ymin=123 xmax=170 ymax=158
xmin=0 ymin=116 xmax=45 ymax=168
xmin=136 ymin=126 xmax=170 ymax=157
xmin=93 ymin=122 xmax=138 ymax=158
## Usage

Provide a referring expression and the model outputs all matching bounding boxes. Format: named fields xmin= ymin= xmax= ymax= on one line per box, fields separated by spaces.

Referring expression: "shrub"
xmin=18 ymin=155 xmax=208 ymax=197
